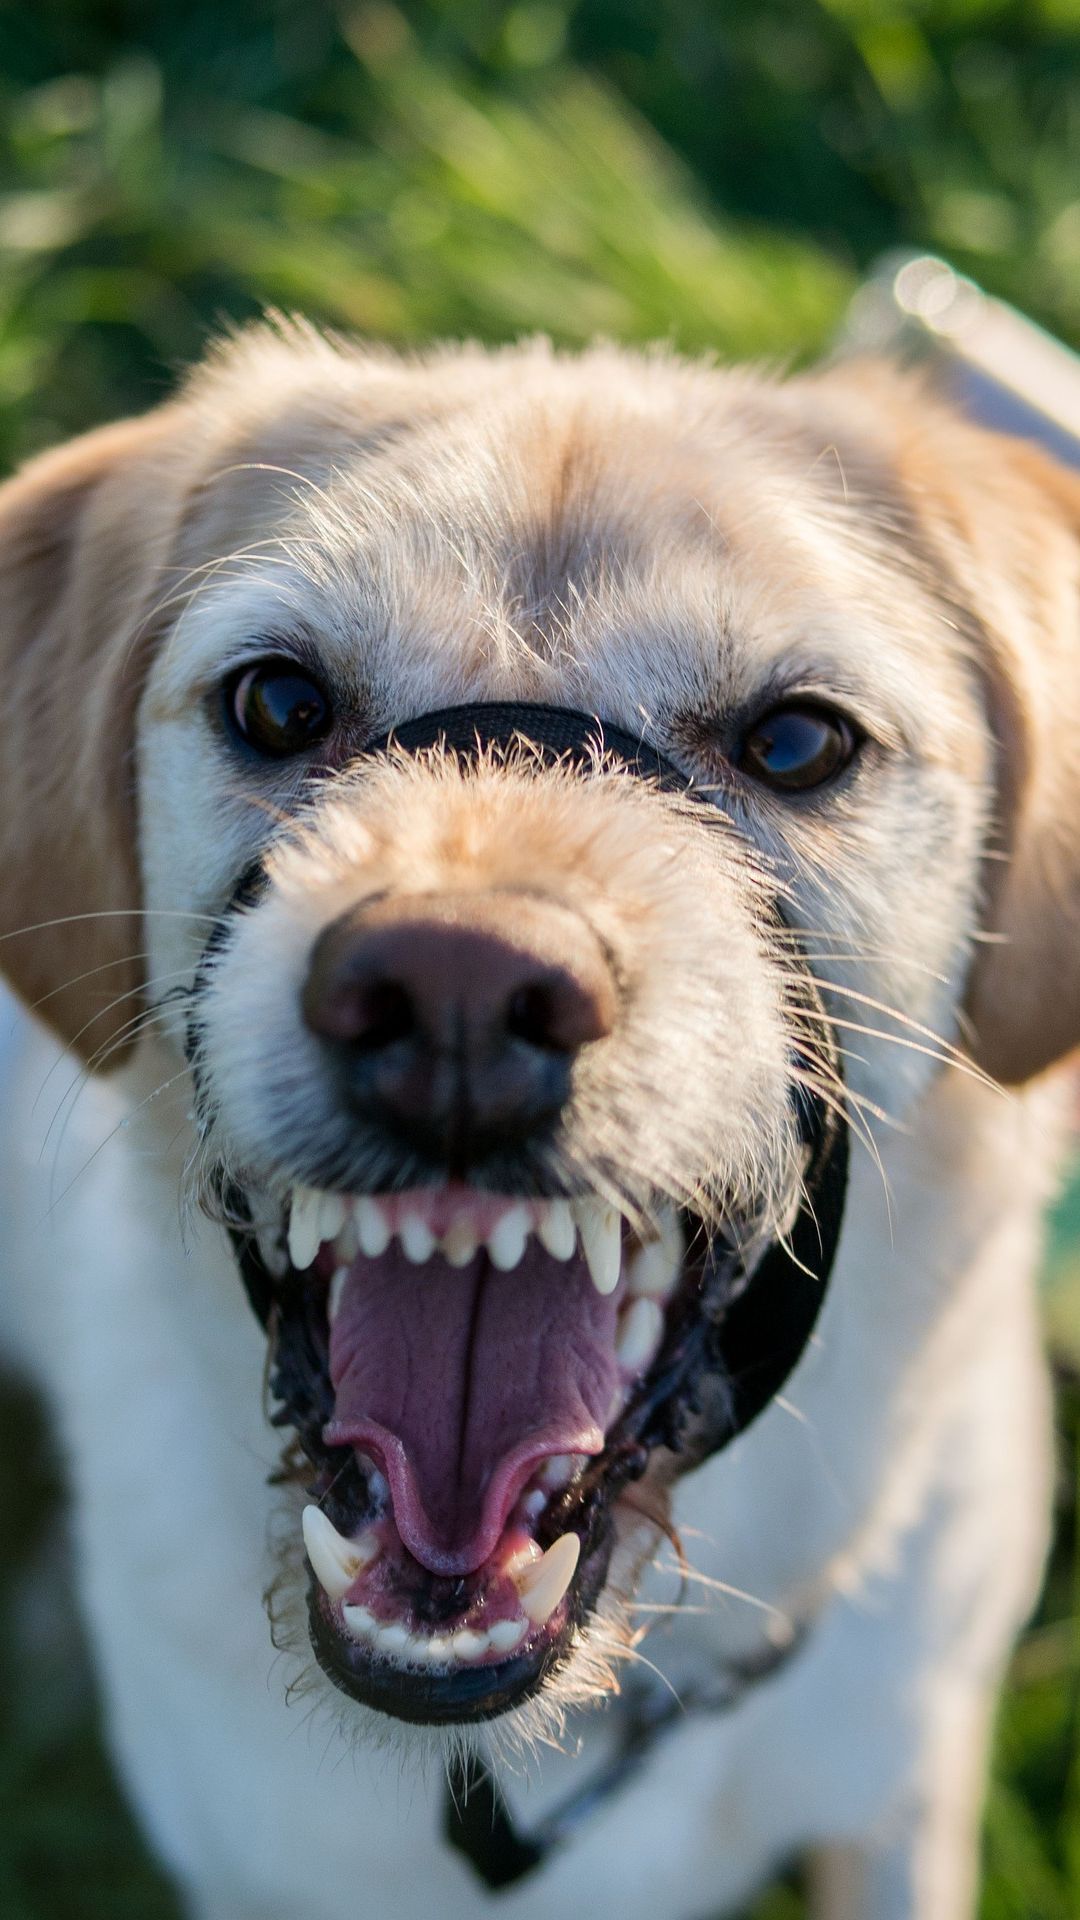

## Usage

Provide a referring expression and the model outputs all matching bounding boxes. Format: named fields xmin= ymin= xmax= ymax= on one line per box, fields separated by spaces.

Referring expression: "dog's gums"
xmin=232 ymin=1178 xmax=710 ymax=1722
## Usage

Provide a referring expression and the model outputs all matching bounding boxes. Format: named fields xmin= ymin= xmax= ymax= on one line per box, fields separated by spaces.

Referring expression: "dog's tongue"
xmin=325 ymin=1242 xmax=620 ymax=1576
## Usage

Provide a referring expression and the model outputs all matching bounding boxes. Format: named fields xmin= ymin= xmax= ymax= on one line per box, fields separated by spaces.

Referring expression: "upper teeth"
xmin=283 ymin=1188 xmax=640 ymax=1297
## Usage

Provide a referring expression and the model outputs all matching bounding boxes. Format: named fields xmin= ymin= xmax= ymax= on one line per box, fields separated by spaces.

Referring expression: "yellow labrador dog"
xmin=1 ymin=326 xmax=1076 ymax=1920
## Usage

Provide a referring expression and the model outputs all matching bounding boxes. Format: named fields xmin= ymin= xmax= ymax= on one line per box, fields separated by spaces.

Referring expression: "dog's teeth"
xmin=399 ymin=1212 xmax=437 ymax=1263
xmin=487 ymin=1204 xmax=530 ymax=1271
xmin=335 ymin=1215 xmax=359 ymax=1264
xmin=319 ymin=1193 xmax=348 ymax=1243
xmin=376 ymin=1622 xmax=412 ymax=1655
xmin=328 ymin=1265 xmax=350 ymax=1324
xmin=353 ymin=1196 xmax=391 ymax=1259
xmin=450 ymin=1628 xmax=489 ymax=1661
xmin=488 ymin=1618 xmax=527 ymax=1654
xmin=442 ymin=1217 xmax=479 ymax=1267
xmin=626 ymin=1214 xmax=685 ymax=1299
xmin=574 ymin=1199 xmax=622 ymax=1295
xmin=342 ymin=1603 xmax=378 ymax=1641
xmin=302 ymin=1506 xmax=378 ymax=1601
xmin=539 ymin=1452 xmax=584 ymax=1490
xmin=514 ymin=1532 xmax=580 ymax=1625
xmin=536 ymin=1199 xmax=576 ymax=1261
xmin=616 ymin=1296 xmax=664 ymax=1373
xmin=255 ymin=1225 xmax=288 ymax=1278
xmin=288 ymin=1187 xmax=324 ymax=1269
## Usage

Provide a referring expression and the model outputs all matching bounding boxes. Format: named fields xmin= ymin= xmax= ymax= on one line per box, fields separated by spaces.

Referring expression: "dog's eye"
xmin=735 ymin=701 xmax=858 ymax=792
xmin=226 ymin=660 xmax=332 ymax=758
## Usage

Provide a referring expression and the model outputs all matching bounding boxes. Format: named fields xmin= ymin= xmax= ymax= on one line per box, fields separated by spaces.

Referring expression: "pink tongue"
xmin=326 ymin=1241 xmax=620 ymax=1575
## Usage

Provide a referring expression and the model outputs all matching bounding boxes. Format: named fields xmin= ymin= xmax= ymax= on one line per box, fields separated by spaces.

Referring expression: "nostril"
xmin=506 ymin=981 xmax=568 ymax=1054
xmin=351 ymin=978 xmax=416 ymax=1053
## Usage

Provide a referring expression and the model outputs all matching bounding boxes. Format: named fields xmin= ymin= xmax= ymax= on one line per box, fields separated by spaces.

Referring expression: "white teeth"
xmin=399 ymin=1212 xmax=437 ymax=1263
xmin=288 ymin=1187 xmax=324 ymax=1269
xmin=626 ymin=1213 xmax=685 ymax=1299
xmin=376 ymin=1622 xmax=412 ymax=1655
xmin=255 ymin=1225 xmax=288 ymax=1278
xmin=574 ymin=1199 xmax=622 ymax=1295
xmin=442 ymin=1217 xmax=479 ymax=1266
xmin=354 ymin=1196 xmax=391 ymax=1259
xmin=342 ymin=1603 xmax=378 ymax=1641
xmin=302 ymin=1507 xmax=379 ymax=1601
xmin=319 ymin=1192 xmax=348 ymax=1243
xmin=514 ymin=1532 xmax=581 ymax=1625
xmin=616 ymin=1296 xmax=665 ymax=1374
xmin=536 ymin=1199 xmax=576 ymax=1261
xmin=487 ymin=1204 xmax=530 ymax=1272
xmin=450 ymin=1628 xmax=488 ymax=1661
xmin=328 ymin=1266 xmax=350 ymax=1325
xmin=488 ymin=1618 xmax=527 ymax=1654
xmin=539 ymin=1453 xmax=585 ymax=1490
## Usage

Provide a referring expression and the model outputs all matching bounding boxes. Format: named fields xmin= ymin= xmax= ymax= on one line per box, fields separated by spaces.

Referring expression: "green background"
xmin=0 ymin=2 xmax=1079 ymax=1914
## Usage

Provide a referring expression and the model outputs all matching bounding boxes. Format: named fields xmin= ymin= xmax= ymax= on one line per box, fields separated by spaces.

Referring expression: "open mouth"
xmin=228 ymin=1181 xmax=732 ymax=1724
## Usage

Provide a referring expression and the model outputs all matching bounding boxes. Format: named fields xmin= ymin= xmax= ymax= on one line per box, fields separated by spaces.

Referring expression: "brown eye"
xmin=226 ymin=659 xmax=332 ymax=758
xmin=736 ymin=702 xmax=858 ymax=792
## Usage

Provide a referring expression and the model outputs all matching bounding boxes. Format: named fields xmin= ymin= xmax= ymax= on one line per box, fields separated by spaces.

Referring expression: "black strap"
xmin=445 ymin=1625 xmax=810 ymax=1889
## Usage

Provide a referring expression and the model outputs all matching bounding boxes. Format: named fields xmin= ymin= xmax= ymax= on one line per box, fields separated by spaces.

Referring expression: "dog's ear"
xmin=0 ymin=405 xmax=190 ymax=1065
xmin=816 ymin=363 xmax=1080 ymax=1084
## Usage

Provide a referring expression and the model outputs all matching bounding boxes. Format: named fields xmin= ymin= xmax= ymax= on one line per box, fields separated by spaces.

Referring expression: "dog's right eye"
xmin=225 ymin=659 xmax=333 ymax=758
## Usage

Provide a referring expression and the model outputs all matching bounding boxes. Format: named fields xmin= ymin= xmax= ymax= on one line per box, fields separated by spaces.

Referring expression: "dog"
xmin=0 ymin=324 xmax=1076 ymax=1920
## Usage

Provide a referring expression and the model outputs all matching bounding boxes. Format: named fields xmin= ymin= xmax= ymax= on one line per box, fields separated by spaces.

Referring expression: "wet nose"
xmin=301 ymin=892 xmax=616 ymax=1166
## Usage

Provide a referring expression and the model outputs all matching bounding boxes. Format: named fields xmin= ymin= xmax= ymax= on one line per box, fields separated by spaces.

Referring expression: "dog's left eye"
xmin=735 ymin=700 xmax=859 ymax=792
xmin=225 ymin=659 xmax=333 ymax=758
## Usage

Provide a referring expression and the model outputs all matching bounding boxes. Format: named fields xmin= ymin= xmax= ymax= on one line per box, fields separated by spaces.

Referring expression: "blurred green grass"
xmin=0 ymin=1 xmax=1079 ymax=1913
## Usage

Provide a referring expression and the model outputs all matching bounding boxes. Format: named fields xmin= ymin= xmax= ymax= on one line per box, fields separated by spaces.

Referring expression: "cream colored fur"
xmin=1 ymin=326 xmax=1077 ymax=1919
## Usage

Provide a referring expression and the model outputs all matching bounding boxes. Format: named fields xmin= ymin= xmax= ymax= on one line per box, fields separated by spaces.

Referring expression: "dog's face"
xmin=2 ymin=331 xmax=1078 ymax=1732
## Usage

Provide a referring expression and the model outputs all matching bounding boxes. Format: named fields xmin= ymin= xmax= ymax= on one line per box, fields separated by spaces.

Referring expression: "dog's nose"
xmin=301 ymin=892 xmax=616 ymax=1164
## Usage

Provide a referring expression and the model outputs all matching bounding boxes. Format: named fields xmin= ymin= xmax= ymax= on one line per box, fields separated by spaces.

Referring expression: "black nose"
xmin=301 ymin=891 xmax=616 ymax=1167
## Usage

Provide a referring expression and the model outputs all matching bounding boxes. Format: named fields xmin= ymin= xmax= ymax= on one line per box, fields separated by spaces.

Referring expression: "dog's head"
xmin=1 ymin=329 xmax=1078 ymax=1732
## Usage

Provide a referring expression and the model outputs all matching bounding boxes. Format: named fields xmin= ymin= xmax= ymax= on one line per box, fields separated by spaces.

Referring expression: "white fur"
xmin=0 ymin=336 xmax=1066 ymax=1920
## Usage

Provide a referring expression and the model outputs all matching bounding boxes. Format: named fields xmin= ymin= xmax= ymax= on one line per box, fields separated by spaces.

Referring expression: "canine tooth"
xmin=328 ymin=1266 xmax=350 ymax=1325
xmin=626 ymin=1215 xmax=685 ymax=1298
xmin=442 ymin=1217 xmax=479 ymax=1267
xmin=574 ymin=1200 xmax=622 ymax=1295
xmin=488 ymin=1618 xmax=527 ymax=1654
xmin=354 ymin=1196 xmax=391 ymax=1259
xmin=288 ymin=1187 xmax=324 ymax=1269
xmin=302 ymin=1506 xmax=378 ymax=1599
xmin=487 ymin=1204 xmax=530 ymax=1272
xmin=536 ymin=1199 xmax=576 ymax=1261
xmin=400 ymin=1212 xmax=437 ymax=1263
xmin=342 ymin=1604 xmax=378 ymax=1641
xmin=616 ymin=1296 xmax=664 ymax=1374
xmin=451 ymin=1628 xmax=489 ymax=1662
xmin=515 ymin=1533 xmax=580 ymax=1626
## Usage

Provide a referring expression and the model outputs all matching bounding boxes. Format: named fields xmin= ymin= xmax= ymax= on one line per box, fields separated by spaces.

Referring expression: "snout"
xmin=301 ymin=891 xmax=617 ymax=1168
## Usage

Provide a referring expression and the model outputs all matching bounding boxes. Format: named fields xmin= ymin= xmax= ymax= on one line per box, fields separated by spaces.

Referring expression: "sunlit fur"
xmin=1 ymin=322 xmax=1078 ymax=1919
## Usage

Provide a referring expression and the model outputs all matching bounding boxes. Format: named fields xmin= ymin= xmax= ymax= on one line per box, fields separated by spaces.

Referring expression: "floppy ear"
xmin=0 ymin=405 xmax=189 ymax=1065
xmin=828 ymin=366 xmax=1080 ymax=1085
